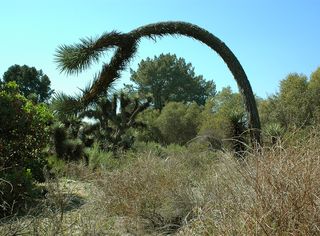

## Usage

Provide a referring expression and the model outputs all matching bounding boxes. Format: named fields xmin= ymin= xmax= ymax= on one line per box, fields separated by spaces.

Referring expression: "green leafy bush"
xmin=0 ymin=168 xmax=37 ymax=217
xmin=155 ymin=102 xmax=201 ymax=145
xmin=0 ymin=82 xmax=52 ymax=216
xmin=86 ymin=142 xmax=118 ymax=171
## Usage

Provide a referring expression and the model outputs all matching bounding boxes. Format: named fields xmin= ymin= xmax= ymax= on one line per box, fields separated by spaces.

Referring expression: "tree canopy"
xmin=258 ymin=67 xmax=320 ymax=131
xmin=2 ymin=64 xmax=54 ymax=103
xmin=129 ymin=53 xmax=216 ymax=110
xmin=199 ymin=87 xmax=245 ymax=138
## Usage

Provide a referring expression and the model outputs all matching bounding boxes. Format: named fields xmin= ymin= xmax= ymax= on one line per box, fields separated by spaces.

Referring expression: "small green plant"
xmin=264 ymin=123 xmax=285 ymax=145
xmin=0 ymin=168 xmax=42 ymax=218
xmin=52 ymin=122 xmax=88 ymax=164
xmin=226 ymin=111 xmax=248 ymax=158
xmin=87 ymin=142 xmax=116 ymax=170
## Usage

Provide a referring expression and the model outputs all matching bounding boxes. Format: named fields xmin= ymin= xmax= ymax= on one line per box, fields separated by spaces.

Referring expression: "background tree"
xmin=155 ymin=102 xmax=201 ymax=145
xmin=198 ymin=87 xmax=250 ymax=154
xmin=257 ymin=68 xmax=320 ymax=145
xmin=129 ymin=53 xmax=216 ymax=110
xmin=199 ymin=87 xmax=244 ymax=138
xmin=308 ymin=67 xmax=320 ymax=123
xmin=2 ymin=64 xmax=54 ymax=103
xmin=279 ymin=73 xmax=310 ymax=128
xmin=52 ymin=91 xmax=151 ymax=153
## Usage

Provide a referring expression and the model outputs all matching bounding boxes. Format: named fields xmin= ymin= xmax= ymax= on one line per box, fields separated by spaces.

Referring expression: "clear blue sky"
xmin=0 ymin=0 xmax=319 ymax=98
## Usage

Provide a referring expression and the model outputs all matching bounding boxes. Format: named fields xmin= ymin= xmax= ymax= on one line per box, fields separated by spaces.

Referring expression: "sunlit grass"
xmin=1 ymin=129 xmax=320 ymax=235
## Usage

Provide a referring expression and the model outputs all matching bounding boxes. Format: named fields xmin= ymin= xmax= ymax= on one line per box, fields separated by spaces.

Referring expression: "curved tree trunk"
xmin=80 ymin=21 xmax=261 ymax=146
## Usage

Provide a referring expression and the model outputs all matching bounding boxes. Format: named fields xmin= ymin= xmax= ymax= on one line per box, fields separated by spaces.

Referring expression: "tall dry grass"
xmin=179 ymin=129 xmax=320 ymax=235
xmin=1 ymin=129 xmax=319 ymax=235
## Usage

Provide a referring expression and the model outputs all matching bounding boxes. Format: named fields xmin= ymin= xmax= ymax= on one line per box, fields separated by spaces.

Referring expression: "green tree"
xmin=134 ymin=108 xmax=162 ymax=143
xmin=308 ymin=67 xmax=320 ymax=123
xmin=129 ymin=53 xmax=216 ymax=110
xmin=199 ymin=87 xmax=245 ymax=138
xmin=155 ymin=102 xmax=201 ymax=145
xmin=198 ymin=87 xmax=249 ymax=154
xmin=278 ymin=73 xmax=310 ymax=128
xmin=75 ymin=92 xmax=150 ymax=152
xmin=258 ymin=95 xmax=281 ymax=129
xmin=2 ymin=64 xmax=54 ymax=103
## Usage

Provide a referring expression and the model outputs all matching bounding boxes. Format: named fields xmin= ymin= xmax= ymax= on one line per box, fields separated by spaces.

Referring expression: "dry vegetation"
xmin=1 ymin=129 xmax=320 ymax=235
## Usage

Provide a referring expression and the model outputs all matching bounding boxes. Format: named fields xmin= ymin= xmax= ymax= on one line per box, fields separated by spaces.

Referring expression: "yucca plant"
xmin=55 ymin=21 xmax=261 ymax=147
xmin=264 ymin=123 xmax=285 ymax=145
xmin=226 ymin=111 xmax=248 ymax=158
xmin=79 ymin=92 xmax=150 ymax=152
xmin=52 ymin=122 xmax=88 ymax=164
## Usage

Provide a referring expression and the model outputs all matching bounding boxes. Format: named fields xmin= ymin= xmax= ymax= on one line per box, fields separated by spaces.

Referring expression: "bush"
xmin=87 ymin=142 xmax=117 ymax=171
xmin=97 ymin=155 xmax=196 ymax=233
xmin=0 ymin=82 xmax=52 ymax=216
xmin=0 ymin=82 xmax=52 ymax=180
xmin=0 ymin=168 xmax=38 ymax=218
xmin=52 ymin=122 xmax=88 ymax=164
xmin=155 ymin=102 xmax=201 ymax=145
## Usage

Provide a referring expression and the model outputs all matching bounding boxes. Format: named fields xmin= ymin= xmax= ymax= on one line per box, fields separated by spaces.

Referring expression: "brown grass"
xmin=1 ymin=130 xmax=320 ymax=235
xmin=179 ymin=130 xmax=320 ymax=235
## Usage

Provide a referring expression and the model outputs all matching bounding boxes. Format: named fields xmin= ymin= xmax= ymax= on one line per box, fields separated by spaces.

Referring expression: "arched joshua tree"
xmin=55 ymin=21 xmax=261 ymax=146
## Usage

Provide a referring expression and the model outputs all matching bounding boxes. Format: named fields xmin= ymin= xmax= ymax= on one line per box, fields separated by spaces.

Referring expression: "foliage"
xmin=2 ymin=64 xmax=54 ymax=103
xmin=134 ymin=108 xmax=162 ymax=143
xmin=264 ymin=123 xmax=285 ymax=145
xmin=225 ymin=111 xmax=248 ymax=157
xmin=80 ymin=92 xmax=150 ymax=152
xmin=199 ymin=87 xmax=245 ymax=140
xmin=0 ymin=82 xmax=52 ymax=181
xmin=308 ymin=67 xmax=320 ymax=123
xmin=0 ymin=82 xmax=52 ymax=217
xmin=98 ymin=155 xmax=200 ymax=233
xmin=0 ymin=168 xmax=39 ymax=218
xmin=129 ymin=53 xmax=216 ymax=110
xmin=259 ymin=67 xmax=320 ymax=134
xmin=2 ymin=126 xmax=320 ymax=234
xmin=155 ymin=102 xmax=201 ymax=145
xmin=52 ymin=122 xmax=88 ymax=164
xmin=277 ymin=73 xmax=310 ymax=128
xmin=257 ymin=96 xmax=279 ymax=128
xmin=86 ymin=142 xmax=131 ymax=171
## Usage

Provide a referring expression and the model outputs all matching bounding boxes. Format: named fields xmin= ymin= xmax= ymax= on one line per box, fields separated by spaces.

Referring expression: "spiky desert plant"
xmin=80 ymin=92 xmax=150 ymax=152
xmin=52 ymin=122 xmax=88 ymax=164
xmin=52 ymin=122 xmax=67 ymax=159
xmin=264 ymin=123 xmax=285 ymax=145
xmin=226 ymin=111 xmax=248 ymax=158
xmin=55 ymin=21 xmax=261 ymax=146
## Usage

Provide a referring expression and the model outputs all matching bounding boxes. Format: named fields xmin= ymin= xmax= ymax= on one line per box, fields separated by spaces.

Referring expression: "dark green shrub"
xmin=226 ymin=111 xmax=248 ymax=158
xmin=155 ymin=102 xmax=201 ymax=145
xmin=52 ymin=122 xmax=88 ymax=164
xmin=0 ymin=82 xmax=52 ymax=216
xmin=0 ymin=168 xmax=37 ymax=218
xmin=0 ymin=82 xmax=52 ymax=180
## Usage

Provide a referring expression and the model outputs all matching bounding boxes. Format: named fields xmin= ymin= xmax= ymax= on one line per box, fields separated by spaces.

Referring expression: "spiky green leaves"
xmin=55 ymin=31 xmax=124 ymax=75
xmin=51 ymin=92 xmax=83 ymax=118
xmin=55 ymin=37 xmax=105 ymax=75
